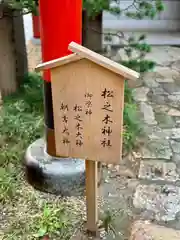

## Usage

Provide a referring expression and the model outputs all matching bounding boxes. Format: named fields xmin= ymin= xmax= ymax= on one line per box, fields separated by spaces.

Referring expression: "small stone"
xmin=161 ymin=83 xmax=180 ymax=94
xmin=146 ymin=47 xmax=172 ymax=66
xmin=138 ymin=160 xmax=178 ymax=183
xmin=156 ymin=66 xmax=179 ymax=82
xmin=171 ymin=128 xmax=180 ymax=141
xmin=108 ymin=192 xmax=118 ymax=197
xmin=117 ymin=168 xmax=135 ymax=179
xmin=168 ymin=47 xmax=180 ymax=62
xmin=133 ymin=184 xmax=180 ymax=222
xmin=155 ymin=112 xmax=174 ymax=128
xmin=128 ymin=179 xmax=139 ymax=189
xmin=148 ymin=88 xmax=167 ymax=105
xmin=133 ymin=151 xmax=142 ymax=159
xmin=140 ymin=102 xmax=157 ymax=126
xmin=130 ymin=220 xmax=180 ymax=240
xmin=148 ymin=128 xmax=171 ymax=141
xmin=104 ymin=179 xmax=109 ymax=183
xmin=153 ymin=104 xmax=169 ymax=113
xmin=170 ymin=140 xmax=180 ymax=154
xmin=132 ymin=87 xmax=149 ymax=102
xmin=127 ymin=77 xmax=143 ymax=88
xmin=141 ymin=139 xmax=172 ymax=160
xmin=152 ymin=95 xmax=166 ymax=105
xmin=142 ymin=72 xmax=159 ymax=88
xmin=107 ymin=164 xmax=113 ymax=169
xmin=151 ymin=87 xmax=167 ymax=96
xmin=176 ymin=120 xmax=180 ymax=127
xmin=172 ymin=60 xmax=180 ymax=72
xmin=168 ymin=109 xmax=180 ymax=116
xmin=168 ymin=95 xmax=180 ymax=109
xmin=172 ymin=153 xmax=180 ymax=165
xmin=156 ymin=77 xmax=174 ymax=83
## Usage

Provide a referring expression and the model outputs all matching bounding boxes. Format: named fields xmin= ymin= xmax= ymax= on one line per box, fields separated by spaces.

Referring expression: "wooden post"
xmin=85 ymin=160 xmax=98 ymax=234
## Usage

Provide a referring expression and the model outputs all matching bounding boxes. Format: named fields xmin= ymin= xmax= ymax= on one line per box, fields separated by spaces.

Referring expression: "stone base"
xmin=24 ymin=138 xmax=86 ymax=196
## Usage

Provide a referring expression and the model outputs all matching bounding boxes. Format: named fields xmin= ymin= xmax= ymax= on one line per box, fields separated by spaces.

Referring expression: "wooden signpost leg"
xmin=85 ymin=160 xmax=98 ymax=234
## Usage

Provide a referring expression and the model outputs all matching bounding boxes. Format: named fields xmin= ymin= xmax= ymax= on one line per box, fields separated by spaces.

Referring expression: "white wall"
xmin=103 ymin=0 xmax=180 ymax=32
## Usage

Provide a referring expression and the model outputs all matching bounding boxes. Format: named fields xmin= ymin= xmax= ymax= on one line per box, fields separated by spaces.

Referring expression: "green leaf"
xmin=138 ymin=34 xmax=146 ymax=41
xmin=43 ymin=207 xmax=51 ymax=218
xmin=0 ymin=167 xmax=6 ymax=177
xmin=37 ymin=227 xmax=47 ymax=237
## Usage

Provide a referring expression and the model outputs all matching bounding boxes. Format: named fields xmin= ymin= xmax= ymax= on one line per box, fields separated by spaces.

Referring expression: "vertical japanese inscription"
xmin=74 ymin=104 xmax=83 ymax=146
xmin=101 ymin=88 xmax=114 ymax=148
xmin=60 ymin=102 xmax=70 ymax=145
xmin=85 ymin=92 xmax=93 ymax=116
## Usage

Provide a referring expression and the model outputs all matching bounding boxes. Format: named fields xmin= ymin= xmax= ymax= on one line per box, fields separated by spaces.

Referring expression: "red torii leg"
xmin=39 ymin=0 xmax=82 ymax=156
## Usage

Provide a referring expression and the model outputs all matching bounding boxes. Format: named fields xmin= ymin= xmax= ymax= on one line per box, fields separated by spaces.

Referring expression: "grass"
xmin=0 ymin=73 xmax=86 ymax=239
xmin=0 ymin=72 xmax=141 ymax=239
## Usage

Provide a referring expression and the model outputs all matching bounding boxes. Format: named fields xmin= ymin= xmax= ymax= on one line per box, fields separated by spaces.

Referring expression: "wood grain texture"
xmin=35 ymin=42 xmax=140 ymax=82
xmin=85 ymin=160 xmax=98 ymax=233
xmin=69 ymin=41 xmax=140 ymax=81
xmin=35 ymin=53 xmax=82 ymax=71
xmin=51 ymin=59 xmax=124 ymax=164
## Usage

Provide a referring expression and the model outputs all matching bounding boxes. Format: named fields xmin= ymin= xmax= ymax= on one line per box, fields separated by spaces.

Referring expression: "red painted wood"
xmin=32 ymin=14 xmax=40 ymax=38
xmin=39 ymin=0 xmax=82 ymax=82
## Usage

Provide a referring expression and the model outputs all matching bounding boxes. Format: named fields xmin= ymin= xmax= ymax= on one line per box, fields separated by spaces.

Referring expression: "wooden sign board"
xmin=51 ymin=59 xmax=124 ymax=164
xmin=36 ymin=42 xmax=139 ymax=165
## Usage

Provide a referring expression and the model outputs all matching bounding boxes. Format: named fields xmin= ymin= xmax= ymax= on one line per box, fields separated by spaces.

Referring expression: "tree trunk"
xmin=13 ymin=10 xmax=28 ymax=87
xmin=0 ymin=5 xmax=17 ymax=97
xmin=0 ymin=4 xmax=27 ymax=97
xmin=82 ymin=10 xmax=103 ymax=53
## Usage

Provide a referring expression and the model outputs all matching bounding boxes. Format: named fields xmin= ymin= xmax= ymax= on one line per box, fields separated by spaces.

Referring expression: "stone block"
xmin=132 ymin=87 xmax=149 ymax=102
xmin=141 ymin=139 xmax=172 ymax=160
xmin=140 ymin=102 xmax=157 ymax=126
xmin=139 ymin=160 xmax=179 ymax=183
xmin=133 ymin=184 xmax=180 ymax=221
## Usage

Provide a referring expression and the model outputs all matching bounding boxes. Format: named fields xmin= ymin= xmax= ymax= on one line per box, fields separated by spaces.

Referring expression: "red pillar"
xmin=32 ymin=14 xmax=40 ymax=39
xmin=39 ymin=0 xmax=82 ymax=156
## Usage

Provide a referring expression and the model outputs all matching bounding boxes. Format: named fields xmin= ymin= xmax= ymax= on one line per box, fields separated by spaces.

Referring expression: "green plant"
xmin=0 ymin=166 xmax=17 ymax=203
xmin=0 ymin=73 xmax=44 ymax=202
xmin=0 ymin=72 xmax=43 ymax=144
xmin=33 ymin=204 xmax=71 ymax=239
xmin=83 ymin=0 xmax=164 ymax=18
xmin=123 ymin=82 xmax=142 ymax=152
xmin=120 ymin=35 xmax=156 ymax=73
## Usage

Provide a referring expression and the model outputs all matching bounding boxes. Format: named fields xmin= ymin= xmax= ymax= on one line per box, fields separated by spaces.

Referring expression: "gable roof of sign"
xmin=35 ymin=42 xmax=140 ymax=81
